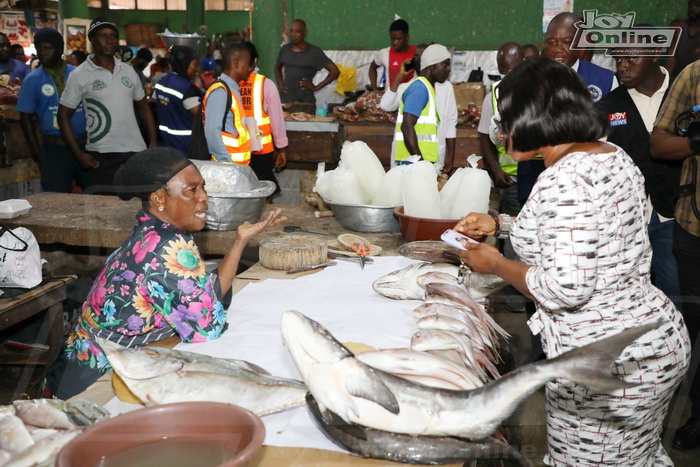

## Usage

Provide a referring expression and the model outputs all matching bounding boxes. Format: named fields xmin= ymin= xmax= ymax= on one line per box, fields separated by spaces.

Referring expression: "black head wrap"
xmin=169 ymin=45 xmax=197 ymax=77
xmin=33 ymin=28 xmax=64 ymax=53
xmin=114 ymin=147 xmax=194 ymax=201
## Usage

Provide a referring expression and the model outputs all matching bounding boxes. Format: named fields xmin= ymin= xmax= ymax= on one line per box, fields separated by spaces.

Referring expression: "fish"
xmin=411 ymin=329 xmax=501 ymax=381
xmin=306 ymin=393 xmax=532 ymax=466
xmin=0 ymin=414 xmax=34 ymax=455
xmin=425 ymin=283 xmax=510 ymax=342
xmin=103 ymin=344 xmax=308 ymax=416
xmin=3 ymin=430 xmax=80 ymax=467
xmin=398 ymin=241 xmax=462 ymax=265
xmin=281 ymin=309 xmax=661 ymax=439
xmin=372 ymin=263 xmax=460 ymax=300
xmin=356 ymin=348 xmax=483 ymax=390
xmin=13 ymin=400 xmax=76 ymax=430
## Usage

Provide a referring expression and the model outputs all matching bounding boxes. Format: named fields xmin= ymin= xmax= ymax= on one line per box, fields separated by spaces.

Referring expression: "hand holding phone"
xmin=441 ymin=229 xmax=478 ymax=250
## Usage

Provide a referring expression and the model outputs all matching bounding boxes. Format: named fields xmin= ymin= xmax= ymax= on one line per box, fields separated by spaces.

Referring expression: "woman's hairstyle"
xmin=113 ymin=147 xmax=193 ymax=206
xmin=497 ymin=56 xmax=609 ymax=152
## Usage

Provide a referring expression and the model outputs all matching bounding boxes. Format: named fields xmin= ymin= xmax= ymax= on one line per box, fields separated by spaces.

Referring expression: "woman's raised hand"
xmin=236 ymin=208 xmax=287 ymax=243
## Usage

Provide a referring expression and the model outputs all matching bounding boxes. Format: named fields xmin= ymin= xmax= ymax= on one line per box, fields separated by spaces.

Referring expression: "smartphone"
xmin=404 ymin=58 xmax=414 ymax=72
xmin=441 ymin=229 xmax=477 ymax=250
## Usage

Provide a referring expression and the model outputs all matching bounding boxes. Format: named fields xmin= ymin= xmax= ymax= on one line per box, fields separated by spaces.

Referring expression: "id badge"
xmin=52 ymin=112 xmax=59 ymax=130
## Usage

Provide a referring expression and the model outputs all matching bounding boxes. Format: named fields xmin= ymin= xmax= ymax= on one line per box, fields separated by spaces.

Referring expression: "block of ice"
xmin=315 ymin=169 xmax=335 ymax=202
xmin=329 ymin=165 xmax=367 ymax=205
xmin=340 ymin=140 xmax=386 ymax=202
xmin=402 ymin=161 xmax=442 ymax=219
xmin=450 ymin=167 xmax=491 ymax=218
xmin=439 ymin=168 xmax=465 ymax=219
xmin=370 ymin=166 xmax=404 ymax=206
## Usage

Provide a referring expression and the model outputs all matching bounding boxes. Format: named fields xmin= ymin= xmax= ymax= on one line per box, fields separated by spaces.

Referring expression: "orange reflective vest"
xmin=240 ymin=72 xmax=274 ymax=154
xmin=202 ymin=80 xmax=251 ymax=165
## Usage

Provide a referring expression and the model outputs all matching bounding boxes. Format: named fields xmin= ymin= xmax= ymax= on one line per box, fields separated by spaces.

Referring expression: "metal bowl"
xmin=158 ymin=33 xmax=203 ymax=49
xmin=326 ymin=201 xmax=401 ymax=233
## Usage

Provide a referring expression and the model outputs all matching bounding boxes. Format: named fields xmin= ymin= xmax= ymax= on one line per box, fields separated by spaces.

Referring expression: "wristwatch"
xmin=498 ymin=214 xmax=512 ymax=239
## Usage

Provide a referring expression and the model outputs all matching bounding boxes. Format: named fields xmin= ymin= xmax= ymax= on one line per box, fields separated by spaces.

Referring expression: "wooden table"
xmin=0 ymin=277 xmax=74 ymax=398
xmin=5 ymin=193 xmax=406 ymax=258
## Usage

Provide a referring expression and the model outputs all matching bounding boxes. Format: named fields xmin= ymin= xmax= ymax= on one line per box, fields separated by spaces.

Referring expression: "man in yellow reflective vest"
xmin=239 ymin=41 xmax=288 ymax=198
xmin=394 ymin=44 xmax=451 ymax=165
xmin=202 ymin=43 xmax=252 ymax=165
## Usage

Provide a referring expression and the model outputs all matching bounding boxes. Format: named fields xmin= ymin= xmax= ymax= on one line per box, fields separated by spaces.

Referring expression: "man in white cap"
xmin=393 ymin=43 xmax=451 ymax=167
xmin=380 ymin=43 xmax=458 ymax=174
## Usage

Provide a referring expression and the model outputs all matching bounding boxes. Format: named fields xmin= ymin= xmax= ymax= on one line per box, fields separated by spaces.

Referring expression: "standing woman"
xmin=154 ymin=45 xmax=202 ymax=155
xmin=454 ymin=57 xmax=690 ymax=466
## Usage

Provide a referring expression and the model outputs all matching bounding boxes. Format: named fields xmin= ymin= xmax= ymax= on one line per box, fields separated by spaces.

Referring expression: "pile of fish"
xmin=0 ymin=398 xmax=108 ymax=467
xmin=373 ymin=259 xmax=510 ymax=385
xmin=101 ymin=340 xmax=308 ymax=416
xmin=281 ymin=309 xmax=660 ymax=465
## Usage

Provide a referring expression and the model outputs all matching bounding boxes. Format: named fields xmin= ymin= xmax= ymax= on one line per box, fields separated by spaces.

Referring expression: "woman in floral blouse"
xmin=454 ymin=58 xmax=690 ymax=466
xmin=47 ymin=148 xmax=285 ymax=398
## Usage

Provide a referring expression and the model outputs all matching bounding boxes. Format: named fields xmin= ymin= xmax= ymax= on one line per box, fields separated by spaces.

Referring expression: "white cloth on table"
xmin=103 ymin=256 xmax=423 ymax=453
xmin=512 ymin=145 xmax=690 ymax=466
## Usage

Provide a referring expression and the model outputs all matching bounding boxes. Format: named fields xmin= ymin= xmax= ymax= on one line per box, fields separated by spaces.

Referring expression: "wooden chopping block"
xmin=259 ymin=234 xmax=328 ymax=270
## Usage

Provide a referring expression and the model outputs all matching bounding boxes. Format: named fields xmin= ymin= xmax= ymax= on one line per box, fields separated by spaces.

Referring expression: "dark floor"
xmin=2 ymin=292 xmax=700 ymax=466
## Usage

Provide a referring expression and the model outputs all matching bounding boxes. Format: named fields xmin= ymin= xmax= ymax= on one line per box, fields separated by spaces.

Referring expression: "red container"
xmin=393 ymin=206 xmax=461 ymax=242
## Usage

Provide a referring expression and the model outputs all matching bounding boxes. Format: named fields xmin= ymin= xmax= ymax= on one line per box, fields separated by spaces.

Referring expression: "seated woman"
xmin=454 ymin=57 xmax=690 ymax=466
xmin=47 ymin=148 xmax=285 ymax=398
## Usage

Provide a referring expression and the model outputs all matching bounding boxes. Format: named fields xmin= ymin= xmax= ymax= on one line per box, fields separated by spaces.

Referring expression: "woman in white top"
xmin=454 ymin=56 xmax=690 ymax=466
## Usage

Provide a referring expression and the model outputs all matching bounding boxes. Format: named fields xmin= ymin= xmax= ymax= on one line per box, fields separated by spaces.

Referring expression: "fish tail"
xmin=544 ymin=320 xmax=662 ymax=390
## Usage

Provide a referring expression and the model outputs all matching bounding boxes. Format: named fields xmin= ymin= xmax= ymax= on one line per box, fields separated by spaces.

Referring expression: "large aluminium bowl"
xmin=326 ymin=201 xmax=401 ymax=233
xmin=393 ymin=205 xmax=460 ymax=242
xmin=206 ymin=181 xmax=276 ymax=231
xmin=158 ymin=32 xmax=203 ymax=49
xmin=56 ymin=402 xmax=265 ymax=467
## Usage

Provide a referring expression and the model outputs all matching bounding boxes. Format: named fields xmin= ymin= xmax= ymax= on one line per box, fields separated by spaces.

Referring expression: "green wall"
xmin=61 ymin=0 xmax=686 ymax=79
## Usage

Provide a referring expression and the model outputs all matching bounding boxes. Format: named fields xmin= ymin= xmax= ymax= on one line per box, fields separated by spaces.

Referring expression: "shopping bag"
xmin=0 ymin=226 xmax=44 ymax=289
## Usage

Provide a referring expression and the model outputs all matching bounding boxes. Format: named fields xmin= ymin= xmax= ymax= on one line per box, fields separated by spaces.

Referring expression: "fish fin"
xmin=547 ymin=320 xmax=663 ymax=390
xmin=345 ymin=362 xmax=400 ymax=415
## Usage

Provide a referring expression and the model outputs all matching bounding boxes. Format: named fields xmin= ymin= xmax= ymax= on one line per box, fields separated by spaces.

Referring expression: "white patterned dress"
xmin=511 ymin=146 xmax=691 ymax=467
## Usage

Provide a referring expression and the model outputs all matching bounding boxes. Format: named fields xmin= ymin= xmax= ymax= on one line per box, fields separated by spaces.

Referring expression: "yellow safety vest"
xmin=491 ymin=82 xmax=517 ymax=175
xmin=395 ymin=76 xmax=440 ymax=162
xmin=240 ymin=72 xmax=274 ymax=154
xmin=202 ymin=80 xmax=251 ymax=165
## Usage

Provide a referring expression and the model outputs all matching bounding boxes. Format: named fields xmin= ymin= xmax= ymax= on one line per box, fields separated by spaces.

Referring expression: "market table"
xmin=70 ymin=258 xmax=469 ymax=467
xmin=4 ymin=193 xmax=406 ymax=257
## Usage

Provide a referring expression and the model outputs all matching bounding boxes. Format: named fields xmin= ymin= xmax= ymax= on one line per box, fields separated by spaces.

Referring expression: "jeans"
xmin=674 ymin=222 xmax=700 ymax=417
xmin=648 ymin=212 xmax=681 ymax=310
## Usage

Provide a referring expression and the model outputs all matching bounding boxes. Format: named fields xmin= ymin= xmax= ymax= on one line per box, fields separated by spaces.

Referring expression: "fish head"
xmin=281 ymin=310 xmax=353 ymax=380
xmin=106 ymin=347 xmax=184 ymax=380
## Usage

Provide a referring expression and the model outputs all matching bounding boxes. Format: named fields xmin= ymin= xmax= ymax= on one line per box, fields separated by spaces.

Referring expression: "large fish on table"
xmin=103 ymin=344 xmax=308 ymax=416
xmin=305 ymin=393 xmax=532 ymax=466
xmin=281 ymin=310 xmax=661 ymax=439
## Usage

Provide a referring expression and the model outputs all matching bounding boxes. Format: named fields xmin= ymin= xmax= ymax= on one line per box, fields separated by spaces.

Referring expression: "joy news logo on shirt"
xmin=609 ymin=112 xmax=627 ymax=126
xmin=571 ymin=10 xmax=681 ymax=57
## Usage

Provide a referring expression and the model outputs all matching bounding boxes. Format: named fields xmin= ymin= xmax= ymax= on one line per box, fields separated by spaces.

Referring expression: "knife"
xmin=328 ymin=254 xmax=374 ymax=265
xmin=286 ymin=261 xmax=337 ymax=274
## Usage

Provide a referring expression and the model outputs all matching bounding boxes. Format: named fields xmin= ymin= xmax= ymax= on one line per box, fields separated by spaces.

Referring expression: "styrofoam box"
xmin=0 ymin=199 xmax=32 ymax=219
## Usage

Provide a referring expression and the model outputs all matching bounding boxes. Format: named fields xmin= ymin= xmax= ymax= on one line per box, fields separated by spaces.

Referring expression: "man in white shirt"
xmin=379 ymin=44 xmax=457 ymax=174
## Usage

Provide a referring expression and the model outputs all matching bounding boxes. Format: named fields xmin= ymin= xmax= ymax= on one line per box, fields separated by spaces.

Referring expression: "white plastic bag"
xmin=0 ymin=227 xmax=44 ymax=289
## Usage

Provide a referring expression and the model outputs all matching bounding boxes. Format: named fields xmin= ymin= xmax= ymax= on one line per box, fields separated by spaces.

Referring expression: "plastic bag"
xmin=0 ymin=226 xmax=44 ymax=289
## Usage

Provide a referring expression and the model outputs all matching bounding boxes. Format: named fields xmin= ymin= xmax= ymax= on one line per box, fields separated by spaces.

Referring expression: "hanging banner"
xmin=543 ymin=0 xmax=574 ymax=33
xmin=0 ymin=11 xmax=31 ymax=47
